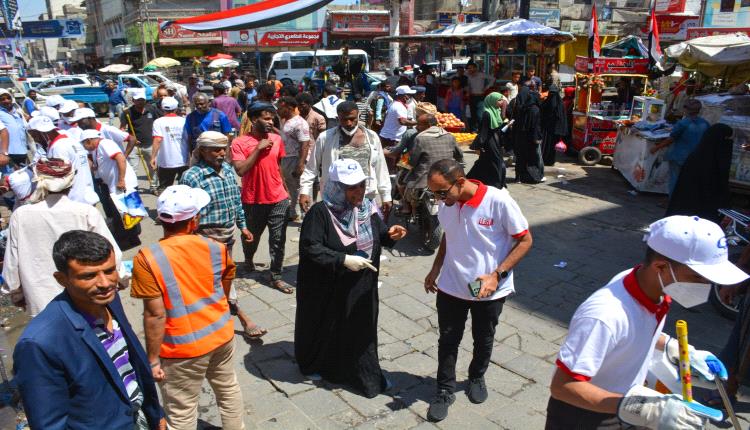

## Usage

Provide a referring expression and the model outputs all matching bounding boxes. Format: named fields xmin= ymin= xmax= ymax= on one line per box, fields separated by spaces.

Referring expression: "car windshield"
xmin=0 ymin=77 xmax=15 ymax=90
xmin=149 ymin=74 xmax=166 ymax=83
xmin=317 ymin=54 xmax=366 ymax=68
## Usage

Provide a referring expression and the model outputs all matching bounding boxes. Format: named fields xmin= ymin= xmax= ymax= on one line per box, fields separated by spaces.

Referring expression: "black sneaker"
xmin=467 ymin=377 xmax=488 ymax=404
xmin=427 ymin=390 xmax=455 ymax=422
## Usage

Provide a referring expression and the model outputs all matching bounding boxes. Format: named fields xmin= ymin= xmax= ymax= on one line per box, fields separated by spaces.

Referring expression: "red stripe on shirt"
xmin=556 ymin=359 xmax=592 ymax=382
xmin=512 ymin=229 xmax=529 ymax=239
xmin=109 ymin=152 xmax=122 ymax=160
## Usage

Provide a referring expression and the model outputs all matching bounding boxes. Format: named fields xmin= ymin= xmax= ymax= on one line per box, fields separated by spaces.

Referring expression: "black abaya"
xmin=541 ymin=86 xmax=568 ymax=166
xmin=512 ymin=87 xmax=544 ymax=183
xmin=467 ymin=111 xmax=506 ymax=188
xmin=666 ymin=124 xmax=733 ymax=223
xmin=295 ymin=202 xmax=395 ymax=398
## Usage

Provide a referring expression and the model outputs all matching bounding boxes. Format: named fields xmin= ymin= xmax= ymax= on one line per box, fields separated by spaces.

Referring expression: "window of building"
xmin=720 ymin=0 xmax=735 ymax=12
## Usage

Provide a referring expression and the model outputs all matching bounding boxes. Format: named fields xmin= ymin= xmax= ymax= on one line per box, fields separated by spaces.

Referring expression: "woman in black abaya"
xmin=294 ymin=159 xmax=407 ymax=398
xmin=541 ymin=84 xmax=568 ymax=166
xmin=512 ymin=85 xmax=544 ymax=183
xmin=665 ymin=123 xmax=733 ymax=223
xmin=467 ymin=92 xmax=507 ymax=189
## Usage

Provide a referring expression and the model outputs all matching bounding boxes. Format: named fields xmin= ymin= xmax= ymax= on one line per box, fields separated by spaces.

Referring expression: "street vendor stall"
xmin=665 ymin=33 xmax=750 ymax=193
xmin=571 ymin=37 xmax=652 ymax=166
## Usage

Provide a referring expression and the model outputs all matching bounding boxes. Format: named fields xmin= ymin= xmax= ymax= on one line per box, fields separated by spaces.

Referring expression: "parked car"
xmin=59 ymin=74 xmax=156 ymax=116
xmin=35 ymin=75 xmax=95 ymax=96
xmin=144 ymin=71 xmax=187 ymax=94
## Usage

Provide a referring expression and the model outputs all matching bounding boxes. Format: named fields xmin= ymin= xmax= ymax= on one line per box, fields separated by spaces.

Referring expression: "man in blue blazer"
xmin=13 ymin=230 xmax=165 ymax=429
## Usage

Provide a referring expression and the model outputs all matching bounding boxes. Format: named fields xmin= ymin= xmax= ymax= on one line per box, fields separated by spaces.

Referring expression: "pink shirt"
xmin=211 ymin=95 xmax=241 ymax=130
xmin=231 ymin=134 xmax=289 ymax=204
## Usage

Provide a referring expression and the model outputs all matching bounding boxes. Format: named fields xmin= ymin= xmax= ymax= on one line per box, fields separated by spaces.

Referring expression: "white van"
xmin=267 ymin=49 xmax=370 ymax=84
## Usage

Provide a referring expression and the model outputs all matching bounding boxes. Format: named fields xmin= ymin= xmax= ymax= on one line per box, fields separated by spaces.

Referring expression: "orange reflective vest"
xmin=141 ymin=235 xmax=234 ymax=359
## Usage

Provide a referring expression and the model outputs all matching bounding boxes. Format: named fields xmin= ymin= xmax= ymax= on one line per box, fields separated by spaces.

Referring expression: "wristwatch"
xmin=494 ymin=269 xmax=509 ymax=281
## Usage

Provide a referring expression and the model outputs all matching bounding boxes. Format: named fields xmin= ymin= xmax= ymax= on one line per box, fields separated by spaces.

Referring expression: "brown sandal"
xmin=272 ymin=280 xmax=294 ymax=294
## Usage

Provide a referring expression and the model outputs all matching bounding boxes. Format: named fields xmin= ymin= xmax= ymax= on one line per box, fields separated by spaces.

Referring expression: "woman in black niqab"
xmin=512 ymin=85 xmax=544 ymax=183
xmin=666 ymin=123 xmax=734 ymax=223
xmin=541 ymin=84 xmax=568 ymax=166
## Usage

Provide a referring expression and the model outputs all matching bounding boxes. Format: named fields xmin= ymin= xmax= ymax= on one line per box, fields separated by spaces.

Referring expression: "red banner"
xmin=638 ymin=15 xmax=699 ymax=41
xmin=686 ymin=27 xmax=750 ymax=38
xmin=157 ymin=20 xmax=222 ymax=46
xmin=575 ymin=56 xmax=650 ymax=74
xmin=257 ymin=31 xmax=322 ymax=46
xmin=655 ymin=0 xmax=686 ymax=14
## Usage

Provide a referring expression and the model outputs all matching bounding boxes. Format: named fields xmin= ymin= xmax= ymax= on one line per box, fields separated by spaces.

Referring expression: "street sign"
xmin=529 ymin=8 xmax=561 ymax=28
xmin=20 ymin=19 xmax=85 ymax=39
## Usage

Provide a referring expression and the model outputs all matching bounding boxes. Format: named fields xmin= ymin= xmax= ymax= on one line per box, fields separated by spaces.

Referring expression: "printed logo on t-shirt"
xmin=478 ymin=217 xmax=494 ymax=227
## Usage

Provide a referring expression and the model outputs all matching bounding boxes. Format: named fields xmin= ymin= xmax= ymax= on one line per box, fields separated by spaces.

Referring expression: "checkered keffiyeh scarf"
xmin=322 ymin=180 xmax=378 ymax=258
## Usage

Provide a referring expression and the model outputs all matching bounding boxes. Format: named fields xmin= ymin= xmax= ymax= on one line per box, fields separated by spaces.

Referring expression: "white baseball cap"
xmin=58 ymin=100 xmax=79 ymax=114
xmin=157 ymin=184 xmax=211 ymax=223
xmin=328 ymin=158 xmax=370 ymax=186
xmin=45 ymin=95 xmax=65 ymax=109
xmin=161 ymin=96 xmax=178 ymax=111
xmin=39 ymin=105 xmax=60 ymax=121
xmin=130 ymin=88 xmax=147 ymax=100
xmin=646 ymin=215 xmax=749 ymax=286
xmin=70 ymin=107 xmax=95 ymax=123
xmin=28 ymin=115 xmax=56 ymax=132
xmin=395 ymin=85 xmax=416 ymax=95
xmin=80 ymin=129 xmax=102 ymax=142
xmin=0 ymin=88 xmax=10 ymax=97
xmin=8 ymin=167 xmax=34 ymax=201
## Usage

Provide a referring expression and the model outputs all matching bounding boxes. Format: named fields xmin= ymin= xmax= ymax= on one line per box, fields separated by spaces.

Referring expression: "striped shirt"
xmin=86 ymin=313 xmax=149 ymax=429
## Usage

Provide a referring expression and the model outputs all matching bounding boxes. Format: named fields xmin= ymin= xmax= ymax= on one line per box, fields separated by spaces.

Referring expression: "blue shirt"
xmin=23 ymin=98 xmax=37 ymax=115
xmin=0 ymin=106 xmax=28 ymax=155
xmin=666 ymin=116 xmax=710 ymax=164
xmin=104 ymin=84 xmax=125 ymax=105
xmin=183 ymin=108 xmax=233 ymax=149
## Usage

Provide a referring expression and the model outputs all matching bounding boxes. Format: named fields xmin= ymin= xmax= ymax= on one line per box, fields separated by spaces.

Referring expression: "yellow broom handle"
xmin=676 ymin=320 xmax=693 ymax=402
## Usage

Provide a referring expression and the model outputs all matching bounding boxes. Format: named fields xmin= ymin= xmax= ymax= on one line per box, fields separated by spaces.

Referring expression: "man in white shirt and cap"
xmin=151 ymin=96 xmax=188 ymax=192
xmin=2 ymin=158 xmax=121 ymax=317
xmin=547 ymin=215 xmax=746 ymax=430
xmin=74 ymin=107 xmax=135 ymax=153
xmin=57 ymin=100 xmax=80 ymax=131
xmin=44 ymin=95 xmax=66 ymax=111
xmin=27 ymin=115 xmax=99 ymax=205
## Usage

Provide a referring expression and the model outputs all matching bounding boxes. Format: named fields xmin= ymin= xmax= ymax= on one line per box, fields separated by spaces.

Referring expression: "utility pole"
xmin=139 ymin=0 xmax=148 ymax=66
xmin=389 ymin=0 xmax=400 ymax=68
xmin=144 ymin=0 xmax=157 ymax=60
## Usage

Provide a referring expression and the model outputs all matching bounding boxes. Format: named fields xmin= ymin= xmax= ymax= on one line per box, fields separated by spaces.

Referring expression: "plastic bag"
xmin=110 ymin=190 xmax=148 ymax=230
xmin=554 ymin=140 xmax=567 ymax=153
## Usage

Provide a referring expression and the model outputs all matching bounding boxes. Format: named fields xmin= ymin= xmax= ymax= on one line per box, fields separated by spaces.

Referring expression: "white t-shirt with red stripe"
xmin=556 ymin=267 xmax=671 ymax=394
xmin=152 ymin=114 xmax=188 ymax=168
xmin=437 ymin=181 xmax=529 ymax=301
xmin=96 ymin=121 xmax=130 ymax=151
xmin=91 ymin=138 xmax=139 ymax=193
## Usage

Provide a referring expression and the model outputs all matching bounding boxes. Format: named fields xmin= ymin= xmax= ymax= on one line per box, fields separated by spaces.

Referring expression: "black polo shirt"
xmin=120 ymin=104 xmax=161 ymax=147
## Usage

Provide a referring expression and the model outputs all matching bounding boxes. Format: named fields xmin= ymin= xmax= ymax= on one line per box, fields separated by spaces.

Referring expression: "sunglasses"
xmin=430 ymin=181 xmax=457 ymax=200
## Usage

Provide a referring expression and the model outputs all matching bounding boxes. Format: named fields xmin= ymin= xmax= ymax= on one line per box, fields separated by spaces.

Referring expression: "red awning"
xmin=206 ymin=53 xmax=233 ymax=60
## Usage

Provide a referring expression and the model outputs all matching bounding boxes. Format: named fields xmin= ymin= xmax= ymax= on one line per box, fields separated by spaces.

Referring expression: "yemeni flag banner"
xmin=161 ymin=0 xmax=333 ymax=32
xmin=648 ymin=8 xmax=664 ymax=66
xmin=588 ymin=3 xmax=601 ymax=58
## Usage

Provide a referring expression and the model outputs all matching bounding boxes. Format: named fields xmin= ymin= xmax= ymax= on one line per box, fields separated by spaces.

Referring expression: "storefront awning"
xmin=375 ymin=18 xmax=574 ymax=47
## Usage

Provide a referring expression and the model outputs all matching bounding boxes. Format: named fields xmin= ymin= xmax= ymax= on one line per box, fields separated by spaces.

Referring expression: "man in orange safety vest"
xmin=131 ymin=184 xmax=245 ymax=430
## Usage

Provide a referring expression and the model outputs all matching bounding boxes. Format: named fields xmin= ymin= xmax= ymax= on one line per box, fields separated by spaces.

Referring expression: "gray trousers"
xmin=280 ymin=156 xmax=301 ymax=219
xmin=242 ymin=199 xmax=290 ymax=281
xmin=128 ymin=145 xmax=157 ymax=188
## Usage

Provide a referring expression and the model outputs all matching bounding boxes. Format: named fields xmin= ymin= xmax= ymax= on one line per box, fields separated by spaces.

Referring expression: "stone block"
xmin=383 ymin=294 xmax=436 ymax=320
xmin=487 ymin=400 xmax=548 ymax=430
xmin=255 ymin=358 xmax=315 ymax=396
xmin=405 ymin=331 xmax=439 ymax=353
xmin=502 ymin=355 xmax=555 ymax=386
xmin=290 ymin=389 xmax=351 ymax=421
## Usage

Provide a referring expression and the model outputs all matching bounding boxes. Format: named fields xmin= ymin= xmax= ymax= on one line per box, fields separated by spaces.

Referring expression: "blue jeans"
xmin=109 ymin=103 xmax=123 ymax=125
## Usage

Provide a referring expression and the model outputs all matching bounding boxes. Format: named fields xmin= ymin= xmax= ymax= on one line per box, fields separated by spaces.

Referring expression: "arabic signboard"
xmin=686 ymin=26 xmax=750 ymax=38
xmin=330 ymin=12 xmax=390 ymax=35
xmin=259 ymin=31 xmax=322 ymax=46
xmin=574 ymin=56 xmax=650 ymax=74
xmin=638 ymin=15 xmax=699 ymax=40
xmin=655 ymin=0 xmax=686 ymax=14
xmin=529 ymin=8 xmax=561 ymax=28
xmin=1 ymin=0 xmax=17 ymax=33
xmin=20 ymin=19 xmax=85 ymax=39
xmin=158 ymin=21 xmax=222 ymax=45
xmin=703 ymin=0 xmax=750 ymax=27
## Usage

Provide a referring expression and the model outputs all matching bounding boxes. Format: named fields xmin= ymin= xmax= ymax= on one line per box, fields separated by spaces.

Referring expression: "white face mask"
xmin=658 ymin=263 xmax=711 ymax=308
xmin=340 ymin=125 xmax=358 ymax=137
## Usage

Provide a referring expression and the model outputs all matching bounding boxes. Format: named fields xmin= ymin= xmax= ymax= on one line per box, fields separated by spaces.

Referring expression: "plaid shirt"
xmin=179 ymin=160 xmax=247 ymax=230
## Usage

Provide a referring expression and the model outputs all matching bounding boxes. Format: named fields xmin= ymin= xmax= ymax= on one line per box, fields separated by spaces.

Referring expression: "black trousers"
xmin=242 ymin=200 xmax=290 ymax=281
xmin=469 ymin=95 xmax=484 ymax=132
xmin=157 ymin=166 xmax=188 ymax=190
xmin=545 ymin=397 xmax=626 ymax=430
xmin=436 ymin=290 xmax=505 ymax=392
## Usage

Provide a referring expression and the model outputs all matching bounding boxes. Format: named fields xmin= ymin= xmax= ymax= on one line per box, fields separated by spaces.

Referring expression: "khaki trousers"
xmin=160 ymin=339 xmax=245 ymax=430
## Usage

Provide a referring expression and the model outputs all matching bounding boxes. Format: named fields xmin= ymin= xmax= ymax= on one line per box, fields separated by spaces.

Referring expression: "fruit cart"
xmin=571 ymin=56 xmax=650 ymax=165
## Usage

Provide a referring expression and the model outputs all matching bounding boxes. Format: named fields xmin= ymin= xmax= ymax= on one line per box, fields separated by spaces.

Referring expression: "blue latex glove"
xmin=703 ymin=353 xmax=728 ymax=380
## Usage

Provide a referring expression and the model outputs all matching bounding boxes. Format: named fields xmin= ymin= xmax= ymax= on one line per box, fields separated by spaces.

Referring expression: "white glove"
xmin=617 ymin=385 xmax=706 ymax=430
xmin=343 ymin=255 xmax=377 ymax=272
xmin=665 ymin=336 xmax=728 ymax=388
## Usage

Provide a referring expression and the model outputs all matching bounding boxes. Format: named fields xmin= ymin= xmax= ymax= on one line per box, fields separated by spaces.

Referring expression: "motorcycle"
xmin=710 ymin=209 xmax=749 ymax=320
xmin=413 ymin=189 xmax=443 ymax=252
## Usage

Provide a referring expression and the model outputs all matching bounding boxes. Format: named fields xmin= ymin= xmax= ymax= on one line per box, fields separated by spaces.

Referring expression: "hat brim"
xmin=31 ymin=125 xmax=55 ymax=133
xmin=338 ymin=173 xmax=372 ymax=186
xmin=690 ymin=260 xmax=750 ymax=286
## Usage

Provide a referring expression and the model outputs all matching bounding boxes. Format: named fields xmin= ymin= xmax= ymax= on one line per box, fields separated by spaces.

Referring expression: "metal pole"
xmin=144 ymin=0 xmax=156 ymax=60
xmin=139 ymin=1 xmax=148 ymax=66
xmin=390 ymin=0 xmax=401 ymax=68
